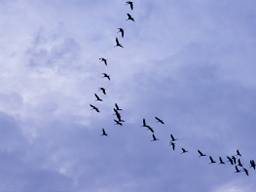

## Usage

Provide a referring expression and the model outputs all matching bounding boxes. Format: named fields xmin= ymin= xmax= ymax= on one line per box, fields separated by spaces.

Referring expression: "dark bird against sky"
xmin=151 ymin=134 xmax=159 ymax=142
xmin=235 ymin=166 xmax=241 ymax=173
xmin=102 ymin=128 xmax=108 ymax=136
xmin=115 ymin=37 xmax=124 ymax=48
xmin=99 ymin=57 xmax=107 ymax=66
xmin=170 ymin=134 xmax=177 ymax=142
xmin=127 ymin=13 xmax=135 ymax=22
xmin=198 ymin=150 xmax=206 ymax=157
xmin=115 ymin=103 xmax=123 ymax=111
xmin=209 ymin=156 xmax=216 ymax=164
xmin=227 ymin=156 xmax=234 ymax=165
xmin=126 ymin=1 xmax=134 ymax=10
xmin=250 ymin=160 xmax=256 ymax=170
xmin=236 ymin=149 xmax=242 ymax=157
xmin=181 ymin=148 xmax=188 ymax=154
xmin=114 ymin=119 xmax=123 ymax=126
xmin=219 ymin=157 xmax=225 ymax=165
xmin=99 ymin=87 xmax=106 ymax=95
xmin=102 ymin=73 xmax=111 ymax=80
xmin=90 ymin=104 xmax=100 ymax=113
xmin=117 ymin=28 xmax=124 ymax=38
xmin=94 ymin=93 xmax=103 ymax=102
xmin=170 ymin=142 xmax=175 ymax=151
xmin=155 ymin=116 xmax=165 ymax=124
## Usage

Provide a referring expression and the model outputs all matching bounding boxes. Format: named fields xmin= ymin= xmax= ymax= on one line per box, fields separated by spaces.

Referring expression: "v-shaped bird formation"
xmin=89 ymin=1 xmax=255 ymax=177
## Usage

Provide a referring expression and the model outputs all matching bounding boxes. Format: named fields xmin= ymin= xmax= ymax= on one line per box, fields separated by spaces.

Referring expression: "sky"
xmin=0 ymin=0 xmax=256 ymax=191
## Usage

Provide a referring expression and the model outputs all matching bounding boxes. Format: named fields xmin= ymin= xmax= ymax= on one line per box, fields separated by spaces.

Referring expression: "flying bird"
xmin=235 ymin=166 xmax=241 ymax=173
xmin=101 ymin=129 xmax=108 ymax=136
xmin=232 ymin=156 xmax=237 ymax=164
xmin=113 ymin=108 xmax=122 ymax=119
xmin=114 ymin=119 xmax=123 ymax=126
xmin=219 ymin=157 xmax=225 ymax=165
xmin=236 ymin=149 xmax=242 ymax=157
xmin=102 ymin=73 xmax=110 ymax=80
xmin=155 ymin=116 xmax=165 ymax=124
xmin=115 ymin=103 xmax=123 ymax=111
xmin=250 ymin=160 xmax=256 ymax=170
xmin=181 ymin=148 xmax=188 ymax=154
xmin=126 ymin=1 xmax=134 ymax=10
xmin=127 ymin=13 xmax=135 ymax=22
xmin=209 ymin=156 xmax=216 ymax=164
xmin=99 ymin=87 xmax=106 ymax=95
xmin=117 ymin=28 xmax=124 ymax=38
xmin=169 ymin=142 xmax=175 ymax=151
xmin=115 ymin=37 xmax=124 ymax=48
xmin=116 ymin=114 xmax=125 ymax=123
xmin=145 ymin=125 xmax=154 ymax=133
xmin=237 ymin=159 xmax=243 ymax=167
xmin=142 ymin=119 xmax=154 ymax=132
xmin=226 ymin=156 xmax=234 ymax=165
xmin=197 ymin=150 xmax=206 ymax=157
xmin=151 ymin=134 xmax=159 ymax=142
xmin=170 ymin=134 xmax=177 ymax=142
xmin=113 ymin=108 xmax=120 ymax=115
xmin=89 ymin=104 xmax=100 ymax=113
xmin=243 ymin=168 xmax=249 ymax=176
xmin=99 ymin=57 xmax=107 ymax=66
xmin=94 ymin=93 xmax=103 ymax=102
xmin=142 ymin=118 xmax=147 ymax=127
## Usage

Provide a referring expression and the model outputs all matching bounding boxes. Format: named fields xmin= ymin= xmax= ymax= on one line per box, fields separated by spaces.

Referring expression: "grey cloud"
xmin=0 ymin=0 xmax=256 ymax=192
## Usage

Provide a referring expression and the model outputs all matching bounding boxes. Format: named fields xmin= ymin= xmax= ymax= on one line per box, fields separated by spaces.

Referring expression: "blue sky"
xmin=0 ymin=0 xmax=256 ymax=191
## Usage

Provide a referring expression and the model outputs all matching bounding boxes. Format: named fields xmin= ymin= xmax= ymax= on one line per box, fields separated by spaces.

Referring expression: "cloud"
xmin=0 ymin=0 xmax=256 ymax=191
xmin=212 ymin=181 xmax=253 ymax=192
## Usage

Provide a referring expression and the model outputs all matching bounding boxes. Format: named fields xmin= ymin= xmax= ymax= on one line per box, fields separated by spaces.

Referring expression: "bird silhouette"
xmin=114 ymin=119 xmax=123 ymax=126
xmin=226 ymin=156 xmax=234 ymax=165
xmin=151 ymin=134 xmax=159 ymax=141
xmin=235 ymin=166 xmax=241 ymax=173
xmin=117 ymin=28 xmax=124 ymax=38
xmin=94 ymin=93 xmax=103 ymax=102
xmin=145 ymin=125 xmax=154 ymax=133
xmin=127 ymin=13 xmax=135 ymax=22
xmin=113 ymin=110 xmax=124 ymax=124
xmin=99 ymin=87 xmax=106 ymax=95
xmin=197 ymin=150 xmax=206 ymax=157
xmin=142 ymin=118 xmax=147 ymax=127
xmin=243 ymin=168 xmax=249 ymax=176
xmin=169 ymin=142 xmax=175 ymax=151
xmin=219 ymin=157 xmax=225 ymax=165
xmin=236 ymin=149 xmax=242 ymax=157
xmin=170 ymin=134 xmax=177 ymax=142
xmin=209 ymin=156 xmax=216 ymax=164
xmin=102 ymin=73 xmax=110 ymax=80
xmin=237 ymin=159 xmax=243 ymax=167
xmin=141 ymin=119 xmax=154 ymax=132
xmin=232 ymin=156 xmax=237 ymax=164
xmin=126 ymin=1 xmax=134 ymax=10
xmin=116 ymin=115 xmax=125 ymax=123
xmin=113 ymin=108 xmax=119 ymax=114
xmin=250 ymin=160 xmax=256 ymax=170
xmin=155 ymin=116 xmax=165 ymax=124
xmin=101 ymin=128 xmax=108 ymax=136
xmin=90 ymin=104 xmax=100 ymax=113
xmin=113 ymin=108 xmax=121 ymax=118
xmin=115 ymin=37 xmax=124 ymax=48
xmin=99 ymin=57 xmax=107 ymax=66
xmin=115 ymin=103 xmax=123 ymax=111
xmin=181 ymin=148 xmax=188 ymax=154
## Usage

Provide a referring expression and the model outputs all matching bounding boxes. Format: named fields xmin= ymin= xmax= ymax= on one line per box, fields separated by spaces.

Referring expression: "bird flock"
xmin=89 ymin=1 xmax=255 ymax=177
